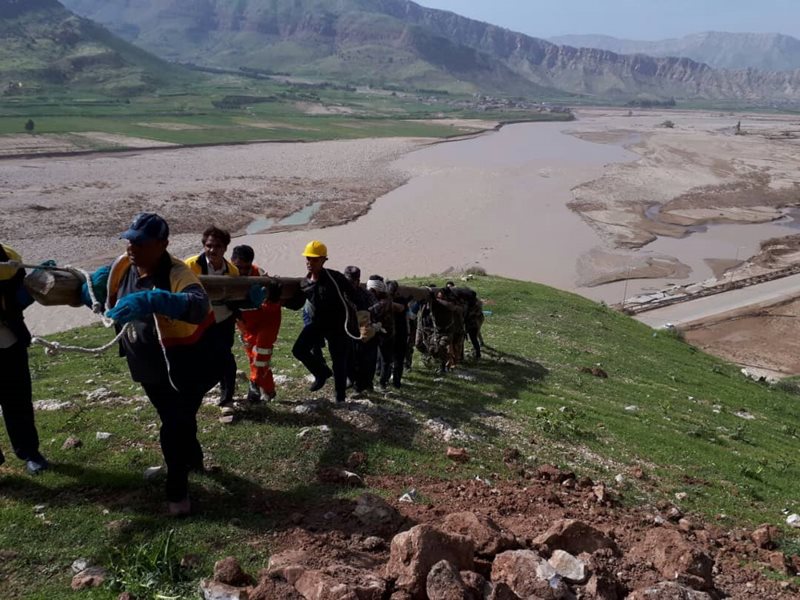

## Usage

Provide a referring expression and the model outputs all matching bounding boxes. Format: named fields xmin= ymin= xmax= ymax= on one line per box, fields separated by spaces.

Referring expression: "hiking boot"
xmin=246 ymin=382 xmax=261 ymax=404
xmin=309 ymin=371 xmax=332 ymax=392
xmin=25 ymin=452 xmax=49 ymax=475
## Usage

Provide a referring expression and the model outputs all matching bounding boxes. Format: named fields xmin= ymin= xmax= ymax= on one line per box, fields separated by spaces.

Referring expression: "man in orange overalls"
xmin=230 ymin=245 xmax=282 ymax=403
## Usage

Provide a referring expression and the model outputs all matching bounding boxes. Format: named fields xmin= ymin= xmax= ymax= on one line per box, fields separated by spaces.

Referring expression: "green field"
xmin=1 ymin=276 xmax=800 ymax=598
xmin=0 ymin=74 xmax=572 ymax=149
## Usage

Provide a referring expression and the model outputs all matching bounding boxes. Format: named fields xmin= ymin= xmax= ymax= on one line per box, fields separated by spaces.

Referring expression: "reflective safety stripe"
xmin=254 ymin=347 xmax=273 ymax=355
xmin=254 ymin=360 xmax=271 ymax=367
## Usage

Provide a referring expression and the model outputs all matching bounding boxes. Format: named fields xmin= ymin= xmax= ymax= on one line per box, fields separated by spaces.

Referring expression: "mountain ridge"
xmin=56 ymin=0 xmax=800 ymax=104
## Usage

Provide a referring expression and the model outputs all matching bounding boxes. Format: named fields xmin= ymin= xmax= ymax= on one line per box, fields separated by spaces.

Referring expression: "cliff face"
xmin=59 ymin=0 xmax=800 ymax=103
xmin=551 ymin=32 xmax=800 ymax=72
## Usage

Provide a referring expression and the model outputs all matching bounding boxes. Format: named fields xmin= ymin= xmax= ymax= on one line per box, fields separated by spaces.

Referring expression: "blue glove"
xmin=80 ymin=265 xmax=110 ymax=308
xmin=247 ymin=283 xmax=267 ymax=308
xmin=106 ymin=289 xmax=188 ymax=324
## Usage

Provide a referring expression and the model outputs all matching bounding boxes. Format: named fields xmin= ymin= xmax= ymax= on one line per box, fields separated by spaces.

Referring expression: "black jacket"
xmin=298 ymin=269 xmax=358 ymax=337
xmin=0 ymin=245 xmax=31 ymax=347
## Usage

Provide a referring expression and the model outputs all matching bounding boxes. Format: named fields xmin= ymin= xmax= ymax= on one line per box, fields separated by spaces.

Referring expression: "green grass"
xmin=3 ymin=275 xmax=798 ymax=598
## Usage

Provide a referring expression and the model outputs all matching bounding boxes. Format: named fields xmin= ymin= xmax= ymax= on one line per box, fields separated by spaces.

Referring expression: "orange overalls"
xmin=236 ymin=265 xmax=282 ymax=398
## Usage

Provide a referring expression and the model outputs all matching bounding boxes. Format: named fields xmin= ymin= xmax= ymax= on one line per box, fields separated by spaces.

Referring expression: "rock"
xmin=446 ymin=447 xmax=470 ymax=463
xmin=200 ymin=578 xmax=249 ymax=600
xmin=71 ymin=567 xmax=108 ymax=591
xmin=490 ymin=550 xmax=544 ymax=597
xmin=386 ymin=524 xmax=475 ymax=599
xmin=251 ymin=576 xmax=303 ymax=600
xmin=214 ymin=556 xmax=253 ymax=587
xmin=347 ymin=451 xmax=367 ymax=469
xmin=426 ymin=560 xmax=470 ymax=600
xmin=294 ymin=565 xmax=386 ymax=600
xmin=441 ymin=512 xmax=517 ymax=557
xmin=118 ymin=592 xmax=133 ymax=600
xmin=86 ymin=387 xmax=121 ymax=402
xmin=486 ymin=582 xmax=521 ymax=600
xmin=34 ymin=399 xmax=74 ymax=411
xmin=460 ymin=571 xmax=490 ymax=598
xmin=61 ymin=436 xmax=82 ymax=450
xmin=580 ymin=367 xmax=608 ymax=378
xmin=751 ymin=524 xmax=779 ymax=549
xmin=533 ymin=519 xmax=618 ymax=555
xmin=630 ymin=529 xmax=714 ymax=590
xmin=786 ymin=513 xmax=800 ymax=527
xmin=585 ymin=573 xmax=624 ymax=600
xmin=548 ymin=549 xmax=587 ymax=583
xmin=71 ymin=558 xmax=89 ymax=574
xmin=503 ymin=448 xmax=521 ymax=463
xmin=144 ymin=465 xmax=164 ymax=480
xmin=363 ymin=536 xmax=385 ymax=552
xmin=95 ymin=431 xmax=112 ymax=440
xmin=767 ymin=551 xmax=793 ymax=575
xmin=627 ymin=581 xmax=713 ymax=599
xmin=219 ymin=415 xmax=236 ymax=425
xmin=267 ymin=550 xmax=313 ymax=586
xmin=678 ymin=518 xmax=695 ymax=533
xmin=534 ymin=464 xmax=574 ymax=482
xmin=106 ymin=519 xmax=133 ymax=534
xmin=317 ymin=468 xmax=364 ymax=487
xmin=352 ymin=493 xmax=401 ymax=532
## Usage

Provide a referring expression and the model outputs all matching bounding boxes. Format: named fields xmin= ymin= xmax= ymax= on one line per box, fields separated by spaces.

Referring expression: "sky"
xmin=414 ymin=0 xmax=800 ymax=40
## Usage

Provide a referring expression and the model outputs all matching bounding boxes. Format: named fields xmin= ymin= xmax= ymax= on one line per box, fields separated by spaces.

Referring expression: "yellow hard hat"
xmin=302 ymin=240 xmax=328 ymax=258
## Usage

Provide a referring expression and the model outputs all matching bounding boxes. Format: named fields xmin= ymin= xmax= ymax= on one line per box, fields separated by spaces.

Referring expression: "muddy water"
xmin=242 ymin=122 xmax=637 ymax=298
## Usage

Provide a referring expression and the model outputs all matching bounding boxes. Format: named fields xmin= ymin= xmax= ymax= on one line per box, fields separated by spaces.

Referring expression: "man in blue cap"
xmin=83 ymin=213 xmax=217 ymax=516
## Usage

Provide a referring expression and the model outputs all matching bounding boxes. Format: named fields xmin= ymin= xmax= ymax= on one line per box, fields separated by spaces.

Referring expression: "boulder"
xmin=585 ymin=573 xmax=624 ymax=600
xmin=533 ymin=519 xmax=618 ymax=555
xmin=446 ymin=447 xmax=470 ymax=463
xmin=70 ymin=567 xmax=108 ymax=591
xmin=627 ymin=581 xmax=713 ymax=600
xmin=442 ymin=512 xmax=517 ymax=557
xmin=293 ymin=565 xmax=386 ymax=600
xmin=486 ymin=582 xmax=521 ymax=600
xmin=352 ymin=493 xmax=402 ymax=534
xmin=490 ymin=550 xmax=545 ymax=597
xmin=200 ymin=579 xmax=249 ymax=600
xmin=630 ymin=529 xmax=714 ymax=590
xmin=386 ymin=524 xmax=475 ymax=599
xmin=548 ymin=549 xmax=587 ymax=583
xmin=751 ymin=524 xmax=779 ymax=549
xmin=460 ymin=571 xmax=490 ymax=598
xmin=426 ymin=560 xmax=470 ymax=600
xmin=267 ymin=550 xmax=314 ymax=586
xmin=214 ymin=556 xmax=254 ymax=587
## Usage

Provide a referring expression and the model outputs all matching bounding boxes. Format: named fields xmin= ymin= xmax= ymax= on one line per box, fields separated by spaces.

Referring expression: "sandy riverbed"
xmin=9 ymin=109 xmax=800 ymax=336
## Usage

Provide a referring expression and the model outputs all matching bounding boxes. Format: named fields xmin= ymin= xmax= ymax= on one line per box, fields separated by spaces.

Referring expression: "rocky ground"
xmin=179 ymin=465 xmax=799 ymax=599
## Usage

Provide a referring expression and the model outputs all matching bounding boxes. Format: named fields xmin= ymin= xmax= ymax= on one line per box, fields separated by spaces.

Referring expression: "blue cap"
xmin=120 ymin=213 xmax=169 ymax=244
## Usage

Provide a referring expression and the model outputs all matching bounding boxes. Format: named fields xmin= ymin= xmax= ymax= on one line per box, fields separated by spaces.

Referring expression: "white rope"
xmin=25 ymin=263 xmax=130 ymax=356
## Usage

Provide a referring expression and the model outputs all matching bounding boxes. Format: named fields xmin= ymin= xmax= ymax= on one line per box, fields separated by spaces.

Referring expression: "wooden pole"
xmin=24 ymin=270 xmax=440 ymax=307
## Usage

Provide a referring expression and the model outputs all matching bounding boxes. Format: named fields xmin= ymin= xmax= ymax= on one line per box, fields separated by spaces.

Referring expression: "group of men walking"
xmin=0 ymin=212 xmax=483 ymax=515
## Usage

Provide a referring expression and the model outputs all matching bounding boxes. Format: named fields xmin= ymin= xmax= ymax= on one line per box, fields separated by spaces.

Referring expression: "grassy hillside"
xmin=1 ymin=276 xmax=799 ymax=597
xmin=0 ymin=0 xmax=191 ymax=96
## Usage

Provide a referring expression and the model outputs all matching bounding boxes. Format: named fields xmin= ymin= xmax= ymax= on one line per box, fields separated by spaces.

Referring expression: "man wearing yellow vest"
xmin=185 ymin=226 xmax=240 ymax=406
xmin=0 ymin=243 xmax=49 ymax=474
xmin=87 ymin=213 xmax=216 ymax=516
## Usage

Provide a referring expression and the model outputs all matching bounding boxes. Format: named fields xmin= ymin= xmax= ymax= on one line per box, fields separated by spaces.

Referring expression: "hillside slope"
xmin=0 ymin=0 xmax=190 ymax=95
xmin=61 ymin=0 xmax=800 ymax=103
xmin=2 ymin=276 xmax=800 ymax=597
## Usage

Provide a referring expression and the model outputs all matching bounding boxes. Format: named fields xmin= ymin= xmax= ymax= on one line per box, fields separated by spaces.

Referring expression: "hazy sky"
xmin=415 ymin=0 xmax=800 ymax=40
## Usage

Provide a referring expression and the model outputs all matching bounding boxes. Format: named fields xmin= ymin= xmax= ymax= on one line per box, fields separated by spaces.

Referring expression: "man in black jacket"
xmin=291 ymin=241 xmax=357 ymax=403
xmin=0 ymin=243 xmax=49 ymax=475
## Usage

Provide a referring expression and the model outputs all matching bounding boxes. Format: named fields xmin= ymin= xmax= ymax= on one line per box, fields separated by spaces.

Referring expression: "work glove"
xmin=247 ymin=283 xmax=267 ymax=308
xmin=80 ymin=265 xmax=111 ymax=308
xmin=106 ymin=289 xmax=189 ymax=324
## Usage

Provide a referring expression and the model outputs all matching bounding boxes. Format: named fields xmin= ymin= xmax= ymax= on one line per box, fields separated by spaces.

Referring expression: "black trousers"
xmin=0 ymin=342 xmax=40 ymax=460
xmin=392 ymin=328 xmax=409 ymax=386
xmin=377 ymin=334 xmax=395 ymax=387
xmin=353 ymin=337 xmax=378 ymax=392
xmin=141 ymin=381 xmax=204 ymax=502
xmin=209 ymin=315 xmax=237 ymax=403
xmin=293 ymin=324 xmax=349 ymax=402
